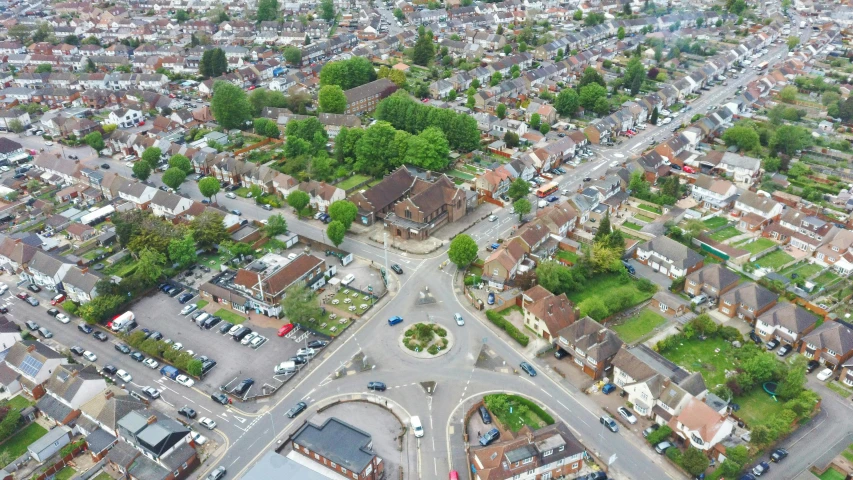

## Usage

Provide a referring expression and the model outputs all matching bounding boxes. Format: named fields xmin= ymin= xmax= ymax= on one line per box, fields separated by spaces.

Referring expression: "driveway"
xmin=625 ymin=259 xmax=672 ymax=289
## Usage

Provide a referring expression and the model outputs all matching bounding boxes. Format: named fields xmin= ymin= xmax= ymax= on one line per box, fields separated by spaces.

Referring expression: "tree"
xmin=555 ymin=88 xmax=580 ymax=116
xmin=168 ymin=154 xmax=192 ymax=173
xmin=594 ymin=212 xmax=611 ymax=243
xmin=593 ymin=97 xmax=610 ymax=116
xmin=7 ymin=119 xmax=24 ymax=134
xmin=160 ymin=168 xmax=185 ymax=191
xmin=623 ymin=2 xmax=632 ymax=14
xmin=503 ymin=131 xmax=519 ymax=148
xmin=496 ymin=103 xmax=507 ymax=119
xmin=85 ymin=58 xmax=97 ymax=73
xmin=253 ymin=118 xmax=281 ymax=138
xmin=198 ymin=177 xmax=220 ymax=201
xmin=84 ymin=131 xmax=104 ymax=153
xmin=190 ymin=211 xmax=228 ymax=248
xmin=507 ymin=178 xmax=530 ymax=201
xmin=264 ymin=214 xmax=288 ymax=236
xmin=199 ymin=48 xmax=228 ymax=78
xmin=681 ymin=447 xmax=710 ymax=476
xmin=407 ymin=127 xmax=450 ymax=170
xmin=579 ymin=83 xmax=607 ymax=111
xmin=132 ymin=161 xmax=152 ymax=181
xmin=617 ymin=26 xmax=625 ymax=40
xmin=779 ymin=85 xmax=798 ymax=104
xmin=412 ymin=28 xmax=435 ymax=66
xmin=136 ymin=248 xmax=166 ymax=285
xmin=573 ymin=9 xmax=582 ymax=20
xmin=319 ymin=58 xmax=376 ymax=90
xmin=8 ymin=24 xmax=32 ymax=44
xmin=624 ymin=57 xmax=646 ymax=95
xmin=490 ymin=72 xmax=503 ymax=87
xmin=776 ymin=357 xmax=807 ymax=400
xmin=141 ymin=147 xmax=161 ymax=169
xmin=283 ymin=46 xmax=302 ymax=66
xmin=175 ymin=9 xmax=190 ymax=22
xmin=318 ymin=85 xmax=347 ymax=114
xmin=393 ymin=8 xmax=404 ymax=20
xmin=787 ymin=35 xmax=799 ymax=51
xmin=650 ymin=107 xmax=659 ymax=125
xmin=722 ymin=126 xmax=760 ymax=152
xmin=319 ymin=0 xmax=335 ymax=21
xmin=328 ymin=200 xmax=358 ymax=230
xmin=326 ymin=220 xmax=346 ymax=247
xmin=529 ymin=113 xmax=541 ymax=130
xmin=839 ymin=97 xmax=853 ymax=122
xmin=447 ymin=234 xmax=478 ymax=268
xmin=580 ymin=297 xmax=608 ymax=320
xmin=35 ymin=64 xmax=52 ymax=74
xmin=256 ymin=0 xmax=279 ymax=22
xmin=513 ymin=198 xmax=531 ymax=220
xmin=168 ymin=233 xmax=197 ymax=268
xmin=281 ymin=283 xmax=322 ymax=324
xmin=287 ymin=190 xmax=311 ymax=214
xmin=771 ymin=125 xmax=813 ymax=156
xmin=211 ymin=81 xmax=251 ymax=129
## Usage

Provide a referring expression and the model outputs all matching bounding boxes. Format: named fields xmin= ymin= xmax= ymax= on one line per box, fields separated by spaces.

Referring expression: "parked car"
xmin=78 ymin=324 xmax=93 ymax=334
xmin=749 ymin=331 xmax=762 ymax=345
xmin=199 ymin=417 xmax=217 ymax=430
xmin=38 ymin=327 xmax=53 ymax=338
xmin=752 ymin=461 xmax=770 ymax=476
xmin=47 ymin=308 xmax=59 ymax=317
xmin=102 ymin=365 xmax=118 ymax=376
xmin=116 ymin=370 xmax=132 ymax=383
xmin=817 ymin=368 xmax=834 ymax=381
xmin=601 ymin=383 xmax=616 ymax=394
xmin=83 ymin=351 xmax=97 ymax=362
xmin=177 ymin=293 xmax=194 ymax=304
xmin=93 ymin=331 xmax=108 ymax=341
xmin=777 ymin=344 xmax=792 ymax=356
xmin=176 ymin=375 xmax=195 ymax=387
xmin=142 ymin=386 xmax=161 ymax=399
xmin=178 ymin=406 xmax=197 ymax=419
xmin=642 ymin=424 xmax=660 ymax=438
xmin=600 ymin=416 xmax=618 ymax=433
xmin=25 ymin=320 xmax=38 ymax=331
xmin=306 ymin=340 xmax=328 ymax=349
xmin=554 ymin=348 xmax=568 ymax=359
xmin=479 ymin=428 xmax=500 ymax=446
xmin=27 ymin=284 xmax=41 ymax=293
xmin=487 ymin=292 xmax=495 ymax=305
xmin=51 ymin=293 xmax=66 ymax=305
xmin=115 ymin=344 xmax=131 ymax=354
xmin=130 ymin=352 xmax=145 ymax=362
xmin=807 ymin=360 xmax=821 ymax=373
xmin=391 ymin=264 xmax=403 ymax=274
xmin=770 ymin=448 xmax=788 ymax=462
xmin=70 ymin=346 xmax=85 ymax=356
xmin=655 ymin=441 xmax=674 ymax=454
xmin=617 ymin=406 xmax=637 ymax=424
xmin=479 ymin=406 xmax=492 ymax=424
xmin=277 ymin=323 xmax=295 ymax=336
xmin=765 ymin=339 xmax=780 ymax=350
xmin=143 ymin=358 xmax=159 ymax=369
xmin=233 ymin=378 xmax=255 ymax=395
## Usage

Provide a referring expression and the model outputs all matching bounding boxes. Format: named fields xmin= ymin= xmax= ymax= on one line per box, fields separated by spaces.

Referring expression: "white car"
xmin=116 ymin=369 xmax=132 ymax=383
xmin=44 ymin=141 xmax=53 ymax=146
xmin=181 ymin=304 xmax=197 ymax=315
xmin=143 ymin=358 xmax=159 ymax=369
xmin=199 ymin=417 xmax=217 ymax=430
xmin=241 ymin=332 xmax=258 ymax=345
xmin=172 ymin=342 xmax=183 ymax=351
xmin=488 ymin=214 xmax=498 ymax=222
xmin=617 ymin=406 xmax=637 ymax=424
xmin=176 ymin=375 xmax=195 ymax=387
xmin=0 ymin=283 xmax=7 ymax=294
xmin=190 ymin=432 xmax=207 ymax=446
xmin=817 ymin=368 xmax=834 ymax=381
xmin=297 ymin=348 xmax=316 ymax=358
xmin=249 ymin=335 xmax=266 ymax=349
xmin=0 ymin=166 xmax=8 ymax=173
xmin=83 ymin=351 xmax=97 ymax=362
xmin=55 ymin=313 xmax=70 ymax=324
xmin=225 ymin=192 xmax=237 ymax=199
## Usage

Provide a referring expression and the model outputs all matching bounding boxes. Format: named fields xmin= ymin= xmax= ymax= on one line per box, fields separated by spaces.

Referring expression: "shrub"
xmin=428 ymin=344 xmax=439 ymax=355
xmin=187 ymin=359 xmax=203 ymax=377
xmin=665 ymin=446 xmax=683 ymax=464
xmin=646 ymin=425 xmax=672 ymax=445
xmin=61 ymin=300 xmax=79 ymax=315
xmin=513 ymin=396 xmax=555 ymax=424
xmin=637 ymin=278 xmax=657 ymax=293
xmin=435 ymin=327 xmax=447 ymax=337
xmin=486 ymin=310 xmax=530 ymax=346
xmin=404 ymin=328 xmax=415 ymax=337
xmin=441 ymin=338 xmax=448 ymax=347
xmin=719 ymin=326 xmax=743 ymax=342
xmin=464 ymin=275 xmax=482 ymax=286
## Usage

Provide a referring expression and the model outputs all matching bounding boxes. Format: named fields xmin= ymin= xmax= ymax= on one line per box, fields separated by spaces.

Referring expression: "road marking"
xmin=229 ymin=457 xmax=241 ymax=466
xmin=159 ymin=398 xmax=174 ymax=407
xmin=233 ymin=416 xmax=246 ymax=423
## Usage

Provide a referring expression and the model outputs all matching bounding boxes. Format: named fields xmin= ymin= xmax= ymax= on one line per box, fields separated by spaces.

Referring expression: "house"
xmin=343 ymin=79 xmax=398 ymax=114
xmin=521 ymin=285 xmax=579 ymax=341
xmin=385 ymin=175 xmax=467 ymax=241
xmin=62 ymin=266 xmax=101 ymax=304
xmin=79 ymin=385 xmax=147 ymax=441
xmin=717 ymin=152 xmax=761 ymax=184
xmin=24 ymin=250 xmax=74 ymax=292
xmin=734 ymin=190 xmax=783 ymax=228
xmin=469 ymin=423 xmax=586 ymax=480
xmin=108 ymin=108 xmax=143 ymax=128
xmin=650 ymin=291 xmax=691 ymax=316
xmin=475 ymin=168 xmax=512 ymax=201
xmin=291 ymin=417 xmax=385 ymax=480
xmin=299 ymin=180 xmax=345 ymax=213
xmin=691 ymin=175 xmax=738 ymax=210
xmin=349 ymin=166 xmax=416 ymax=226
xmin=755 ymin=303 xmax=819 ymax=348
xmin=800 ymin=320 xmax=853 ymax=371
xmin=37 ymin=363 xmax=106 ymax=427
xmin=482 ymin=237 xmax=528 ymax=290
xmin=66 ymin=222 xmax=96 ymax=242
xmin=668 ymin=397 xmax=734 ymax=451
xmin=554 ymin=317 xmax=623 ymax=379
xmin=4 ymin=341 xmax=68 ymax=399
xmin=112 ymin=409 xmax=198 ymax=480
xmin=684 ymin=264 xmax=740 ymax=299
xmin=535 ymin=202 xmax=577 ymax=237
xmin=635 ymin=236 xmax=704 ymax=280
xmin=718 ymin=282 xmax=777 ymax=323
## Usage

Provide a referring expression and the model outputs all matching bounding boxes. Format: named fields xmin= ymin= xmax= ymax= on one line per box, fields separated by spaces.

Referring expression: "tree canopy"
xmin=448 ymin=234 xmax=478 ymax=268
xmin=210 ymin=81 xmax=251 ymax=129
xmin=319 ymin=57 xmax=377 ymax=90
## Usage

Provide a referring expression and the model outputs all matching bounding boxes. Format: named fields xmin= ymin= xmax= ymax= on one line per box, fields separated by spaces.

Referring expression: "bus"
xmin=756 ymin=61 xmax=769 ymax=72
xmin=536 ymin=182 xmax=558 ymax=198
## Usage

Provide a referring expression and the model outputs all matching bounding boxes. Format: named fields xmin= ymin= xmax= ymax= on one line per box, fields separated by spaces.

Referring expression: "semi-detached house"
xmin=634 ymin=236 xmax=704 ymax=280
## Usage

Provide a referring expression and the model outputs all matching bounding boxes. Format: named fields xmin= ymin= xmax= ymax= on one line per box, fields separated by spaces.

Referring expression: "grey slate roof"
xmin=292 ymin=417 xmax=377 ymax=474
xmin=720 ymin=282 xmax=776 ymax=311
xmin=686 ymin=264 xmax=740 ymax=292
xmin=803 ymin=320 xmax=853 ymax=356
xmin=758 ymin=303 xmax=818 ymax=335
xmin=85 ymin=428 xmax=116 ymax=454
xmin=36 ymin=394 xmax=73 ymax=422
xmin=28 ymin=250 xmax=69 ymax=277
xmin=639 ymin=235 xmax=704 ymax=270
xmin=243 ymin=451 xmax=330 ymax=480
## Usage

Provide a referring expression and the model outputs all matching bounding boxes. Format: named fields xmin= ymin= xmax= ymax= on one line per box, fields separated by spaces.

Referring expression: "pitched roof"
xmin=353 ymin=166 xmax=415 ymax=213
xmin=803 ymin=320 xmax=853 ymax=356
xmin=292 ymin=417 xmax=377 ymax=474
xmin=758 ymin=303 xmax=818 ymax=334
xmin=670 ymin=397 xmax=730 ymax=443
xmin=523 ymin=289 xmax=577 ymax=334
xmin=639 ymin=236 xmax=703 ymax=270
xmin=555 ymin=317 xmax=623 ymax=363
xmin=720 ymin=282 xmax=776 ymax=310
xmin=686 ymin=264 xmax=740 ymax=291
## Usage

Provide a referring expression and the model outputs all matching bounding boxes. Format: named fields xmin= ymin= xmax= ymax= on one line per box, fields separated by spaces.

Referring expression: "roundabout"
xmin=399 ymin=322 xmax=455 ymax=359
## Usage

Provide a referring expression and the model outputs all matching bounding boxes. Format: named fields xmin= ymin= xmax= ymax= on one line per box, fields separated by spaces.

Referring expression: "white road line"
xmin=159 ymin=398 xmax=174 ymax=407
xmin=229 ymin=457 xmax=241 ymax=466
xmin=197 ymin=404 xmax=212 ymax=413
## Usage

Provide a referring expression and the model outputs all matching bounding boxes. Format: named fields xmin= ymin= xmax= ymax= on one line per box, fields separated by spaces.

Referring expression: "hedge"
xmin=513 ymin=396 xmax=555 ymax=425
xmin=485 ymin=310 xmax=530 ymax=346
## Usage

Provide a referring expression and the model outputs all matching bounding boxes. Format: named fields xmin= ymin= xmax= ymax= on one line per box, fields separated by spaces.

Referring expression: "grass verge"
xmin=214 ymin=309 xmax=246 ymax=325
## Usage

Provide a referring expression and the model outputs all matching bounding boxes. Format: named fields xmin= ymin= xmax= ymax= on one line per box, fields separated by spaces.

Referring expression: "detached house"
xmin=755 ymin=303 xmax=819 ymax=348
xmin=691 ymin=175 xmax=737 ymax=211
xmin=684 ymin=264 xmax=740 ymax=299
xmin=469 ymin=423 xmax=586 ymax=480
xmin=669 ymin=397 xmax=734 ymax=452
xmin=521 ymin=285 xmax=579 ymax=341
xmin=635 ymin=236 xmax=704 ymax=280
xmin=555 ymin=317 xmax=623 ymax=379
xmin=717 ymin=152 xmax=761 ymax=184
xmin=734 ymin=190 xmax=783 ymax=231
xmin=800 ymin=320 xmax=853 ymax=372
xmin=299 ymin=180 xmax=345 ymax=213
xmin=718 ymin=282 xmax=777 ymax=323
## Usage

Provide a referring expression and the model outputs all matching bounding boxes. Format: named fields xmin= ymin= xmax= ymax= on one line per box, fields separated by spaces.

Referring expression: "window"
xmin=405 ymin=209 xmax=411 ymax=219
xmin=173 ymin=471 xmax=179 ymax=477
xmin=315 ymin=454 xmax=320 ymax=460
xmin=572 ymin=462 xmax=579 ymax=469
xmin=522 ymin=457 xmax=533 ymax=464
xmin=342 ymin=468 xmax=348 ymax=474
xmin=543 ymin=449 xmax=553 ymax=457
xmin=691 ymin=433 xmax=704 ymax=445
xmin=828 ymin=349 xmax=837 ymax=356
xmin=331 ymin=462 xmax=336 ymax=468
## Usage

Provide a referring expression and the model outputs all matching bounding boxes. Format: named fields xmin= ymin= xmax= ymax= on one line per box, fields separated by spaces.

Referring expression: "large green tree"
xmin=407 ymin=127 xmax=450 ymax=170
xmin=681 ymin=447 xmax=710 ymax=476
xmin=319 ymin=0 xmax=335 ymax=21
xmin=507 ymin=178 xmax=530 ymax=201
xmin=281 ymin=283 xmax=322 ymax=323
xmin=210 ymin=81 xmax=252 ymax=129
xmin=722 ymin=126 xmax=760 ymax=152
xmin=579 ymin=83 xmax=607 ymax=110
xmin=412 ymin=27 xmax=435 ymax=66
xmin=136 ymin=248 xmax=166 ymax=284
xmin=318 ymin=85 xmax=347 ymax=114
xmin=168 ymin=233 xmax=197 ymax=268
xmin=141 ymin=147 xmax=161 ymax=169
xmin=264 ymin=214 xmax=288 ymax=236
xmin=513 ymin=198 xmax=531 ymax=220
xmin=168 ymin=154 xmax=192 ymax=173
xmin=132 ymin=161 xmax=152 ymax=181
xmin=555 ymin=88 xmax=580 ymax=116
xmin=354 ymin=121 xmax=399 ymax=177
xmin=624 ymin=57 xmax=646 ymax=95
xmin=326 ymin=220 xmax=346 ymax=247
xmin=447 ymin=234 xmax=478 ymax=268
xmin=256 ymin=0 xmax=279 ymax=22
xmin=319 ymin=57 xmax=377 ymax=90
xmin=189 ymin=211 xmax=228 ymax=248
xmin=84 ymin=131 xmax=104 ymax=153
xmin=198 ymin=176 xmax=220 ymax=201
xmin=283 ymin=46 xmax=302 ymax=66
xmin=199 ymin=48 xmax=228 ymax=78
xmin=286 ymin=190 xmax=311 ymax=213
xmin=328 ymin=200 xmax=358 ymax=230
xmin=161 ymin=168 xmax=186 ymax=190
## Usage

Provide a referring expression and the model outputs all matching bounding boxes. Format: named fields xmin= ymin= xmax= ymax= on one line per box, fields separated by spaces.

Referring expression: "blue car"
xmin=547 ymin=195 xmax=558 ymax=202
xmin=520 ymin=362 xmax=537 ymax=377
xmin=487 ymin=293 xmax=495 ymax=305
xmin=602 ymin=383 xmax=616 ymax=394
xmin=388 ymin=316 xmax=403 ymax=326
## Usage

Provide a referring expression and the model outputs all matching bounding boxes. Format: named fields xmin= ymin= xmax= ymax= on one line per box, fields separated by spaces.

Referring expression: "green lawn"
xmin=92 ymin=473 xmax=113 ymax=480
xmin=622 ymin=221 xmax=643 ymax=231
xmin=199 ymin=251 xmax=232 ymax=271
xmin=754 ymin=250 xmax=795 ymax=270
xmin=555 ymin=250 xmax=580 ymax=264
xmin=337 ymin=174 xmax=371 ymax=191
xmin=566 ymin=273 xmax=655 ymax=309
xmin=814 ymin=270 xmax=841 ymax=288
xmin=733 ymin=387 xmax=787 ymax=427
xmin=826 ymin=381 xmax=853 ymax=398
xmin=781 ymin=262 xmax=824 ymax=280
xmin=103 ymin=257 xmax=139 ymax=278
xmin=448 ymin=169 xmax=475 ymax=181
xmin=0 ymin=423 xmax=47 ymax=459
xmin=638 ymin=203 xmax=662 ymax=214
xmin=214 ymin=309 xmax=246 ymax=325
xmin=703 ymin=217 xmax=729 ymax=229
xmin=484 ymin=394 xmax=553 ymax=433
xmin=661 ymin=336 xmax=736 ymax=387
xmin=234 ymin=187 xmax=251 ymax=197
xmin=611 ymin=309 xmax=668 ymax=344
xmin=4 ymin=396 xmax=33 ymax=412
xmin=195 ymin=300 xmax=209 ymax=310
xmin=709 ymin=226 xmax=742 ymax=242
xmin=55 ymin=467 xmax=76 ymax=480
xmin=734 ymin=238 xmax=776 ymax=255
xmin=817 ymin=468 xmax=847 ymax=480
xmin=329 ymin=289 xmax=375 ymax=317
xmin=634 ymin=214 xmax=656 ymax=223
xmin=305 ymin=311 xmax=353 ymax=337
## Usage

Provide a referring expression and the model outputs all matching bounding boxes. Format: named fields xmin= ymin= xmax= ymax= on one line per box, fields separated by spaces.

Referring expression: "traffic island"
xmin=398 ymin=322 xmax=453 ymax=359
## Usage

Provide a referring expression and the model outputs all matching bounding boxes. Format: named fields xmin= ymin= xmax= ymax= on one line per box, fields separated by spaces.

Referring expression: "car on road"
xmin=225 ymin=192 xmax=236 ymax=199
xmin=231 ymin=209 xmax=241 ymax=216
xmin=116 ymin=370 xmax=132 ymax=383
xmin=617 ymin=406 xmax=637 ymax=424
xmin=25 ymin=320 xmax=38 ymax=331
xmin=770 ymin=448 xmax=788 ymax=462
xmin=143 ymin=358 xmax=159 ymax=369
xmin=479 ymin=428 xmax=500 ymax=446
xmin=176 ymin=375 xmax=195 ymax=387
xmin=655 ymin=441 xmax=674 ymax=454
xmin=55 ymin=313 xmax=69 ymax=324
xmin=454 ymin=313 xmax=464 ymax=326
xmin=77 ymin=324 xmax=93 ymax=334
xmin=547 ymin=195 xmax=558 ymax=202
xmin=115 ymin=344 xmax=131 ymax=354
xmin=388 ymin=316 xmax=403 ymax=326
xmin=211 ymin=393 xmax=230 ymax=405
xmin=178 ymin=406 xmax=197 ymax=419
xmin=277 ymin=323 xmax=295 ymax=337
xmin=102 ymin=365 xmax=118 ymax=376
xmin=38 ymin=327 xmax=53 ymax=338
xmin=391 ymin=264 xmax=403 ymax=274
xmin=93 ymin=331 xmax=108 ymax=341
xmin=488 ymin=214 xmax=498 ymax=222
xmin=27 ymin=284 xmax=41 ymax=293
xmin=199 ymin=417 xmax=217 ymax=430
xmin=142 ymin=386 xmax=160 ymax=399
xmin=286 ymin=401 xmax=308 ymax=418
xmin=479 ymin=406 xmax=492 ymax=424
xmin=752 ymin=461 xmax=770 ymax=476
xmin=70 ymin=346 xmax=85 ymax=356
xmin=367 ymin=381 xmax=386 ymax=391
xmin=599 ymin=416 xmax=618 ymax=432
xmin=83 ymin=351 xmax=97 ymax=362
xmin=206 ymin=466 xmax=226 ymax=480
xmin=47 ymin=308 xmax=59 ymax=317
xmin=101 ymin=163 xmax=110 ymax=169
xmin=520 ymin=362 xmax=537 ymax=377
xmin=777 ymin=344 xmax=792 ymax=356
xmin=817 ymin=368 xmax=834 ymax=381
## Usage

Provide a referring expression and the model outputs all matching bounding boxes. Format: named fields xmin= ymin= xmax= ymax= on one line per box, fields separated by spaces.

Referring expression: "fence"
xmin=70 ymin=459 xmax=107 ymax=480
xmin=28 ymin=442 xmax=87 ymax=480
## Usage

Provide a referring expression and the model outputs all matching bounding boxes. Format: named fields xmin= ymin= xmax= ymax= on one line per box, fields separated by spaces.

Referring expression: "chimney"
xmin=70 ymin=368 xmax=79 ymax=377
xmin=80 ymin=266 xmax=89 ymax=274
xmin=26 ymin=344 xmax=36 ymax=353
xmin=104 ymin=390 xmax=114 ymax=401
xmin=146 ymin=415 xmax=157 ymax=425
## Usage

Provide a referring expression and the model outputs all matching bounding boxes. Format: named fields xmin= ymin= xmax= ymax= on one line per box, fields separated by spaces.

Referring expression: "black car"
xmin=777 ymin=344 xmax=792 ymax=356
xmin=203 ymin=316 xmax=221 ymax=329
xmin=765 ymin=339 xmax=780 ymax=350
xmin=27 ymin=284 xmax=41 ymax=293
xmin=178 ymin=406 xmax=197 ymax=419
xmin=218 ymin=322 xmax=234 ymax=334
xmin=286 ymin=401 xmax=307 ymax=418
xmin=520 ymin=362 xmax=537 ymax=377
xmin=130 ymin=352 xmax=145 ymax=362
xmin=115 ymin=344 xmax=131 ymax=354
xmin=211 ymin=393 xmax=230 ymax=405
xmin=479 ymin=428 xmax=500 ymax=446
xmin=306 ymin=340 xmax=328 ymax=349
xmin=25 ymin=320 xmax=39 ymax=331
xmin=770 ymin=448 xmax=788 ymax=462
xmin=390 ymin=264 xmax=403 ymax=274
xmin=168 ymin=286 xmax=184 ymax=297
xmin=46 ymin=308 xmax=59 ymax=317
xmin=100 ymin=163 xmax=110 ymax=169
xmin=233 ymin=378 xmax=255 ymax=395
xmin=367 ymin=381 xmax=386 ymax=391
xmin=201 ymin=360 xmax=217 ymax=375
xmin=749 ymin=331 xmax=762 ymax=344
xmin=150 ymin=331 xmax=163 ymax=341
xmin=177 ymin=293 xmax=194 ymax=304
xmin=0 ymin=306 xmax=8 ymax=314
xmin=70 ymin=346 xmax=85 ymax=356
xmin=289 ymin=355 xmax=308 ymax=365
xmin=232 ymin=327 xmax=253 ymax=342
xmin=807 ymin=360 xmax=821 ymax=373
xmin=102 ymin=365 xmax=118 ymax=376
xmin=77 ymin=324 xmax=93 ymax=334
xmin=479 ymin=405 xmax=492 ymax=424
xmin=554 ymin=348 xmax=568 ymax=359
xmin=583 ymin=473 xmax=607 ymax=480
xmin=93 ymin=331 xmax=108 ymax=341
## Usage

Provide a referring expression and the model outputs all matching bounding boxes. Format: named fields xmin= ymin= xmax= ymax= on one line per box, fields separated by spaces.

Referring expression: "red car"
xmin=51 ymin=293 xmax=66 ymax=305
xmin=248 ymin=85 xmax=256 ymax=91
xmin=278 ymin=323 xmax=295 ymax=337
xmin=169 ymin=93 xmax=176 ymax=98
xmin=683 ymin=166 xmax=696 ymax=174
xmin=15 ymin=292 xmax=28 ymax=300
xmin=137 ymin=120 xmax=145 ymax=126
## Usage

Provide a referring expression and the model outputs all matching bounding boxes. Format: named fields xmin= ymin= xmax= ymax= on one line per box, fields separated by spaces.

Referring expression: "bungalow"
xmin=755 ymin=303 xmax=819 ymax=348
xmin=635 ymin=236 xmax=704 ymax=280
xmin=800 ymin=320 xmax=853 ymax=371
xmin=718 ymin=282 xmax=777 ymax=323
xmin=650 ymin=291 xmax=691 ymax=317
xmin=554 ymin=317 xmax=623 ymax=379
xmin=521 ymin=285 xmax=579 ymax=341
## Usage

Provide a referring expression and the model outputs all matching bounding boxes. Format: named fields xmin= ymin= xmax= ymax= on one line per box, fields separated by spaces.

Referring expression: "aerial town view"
xmin=0 ymin=0 xmax=845 ymax=479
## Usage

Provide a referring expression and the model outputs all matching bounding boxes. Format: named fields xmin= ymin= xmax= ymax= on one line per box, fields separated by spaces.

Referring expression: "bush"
xmin=404 ymin=328 xmax=414 ymax=337
xmin=646 ymin=425 xmax=672 ymax=445
xmin=513 ymin=396 xmax=555 ymax=424
xmin=61 ymin=300 xmax=79 ymax=315
xmin=719 ymin=326 xmax=743 ymax=343
xmin=464 ymin=275 xmax=482 ymax=286
xmin=665 ymin=446 xmax=683 ymax=464
xmin=435 ymin=327 xmax=447 ymax=337
xmin=637 ymin=278 xmax=657 ymax=293
xmin=187 ymin=359 xmax=203 ymax=377
xmin=428 ymin=344 xmax=439 ymax=355
xmin=486 ymin=310 xmax=530 ymax=346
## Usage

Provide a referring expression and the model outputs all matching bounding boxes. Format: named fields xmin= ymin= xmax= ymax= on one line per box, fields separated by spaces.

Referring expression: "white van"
xmin=341 ymin=274 xmax=355 ymax=286
xmin=411 ymin=416 xmax=424 ymax=438
xmin=110 ymin=311 xmax=136 ymax=331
